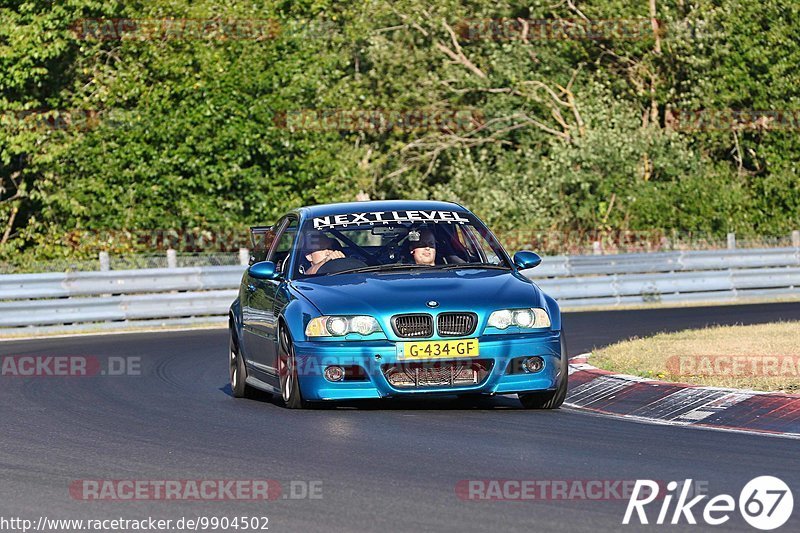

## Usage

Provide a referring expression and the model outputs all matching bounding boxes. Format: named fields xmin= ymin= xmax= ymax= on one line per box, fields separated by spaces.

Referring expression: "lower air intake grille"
xmin=383 ymin=360 xmax=493 ymax=389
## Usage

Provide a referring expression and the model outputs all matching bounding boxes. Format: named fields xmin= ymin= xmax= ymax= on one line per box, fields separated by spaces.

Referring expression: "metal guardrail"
xmin=0 ymin=290 xmax=237 ymax=328
xmin=1 ymin=247 xmax=798 ymax=331
xmin=0 ymin=266 xmax=244 ymax=300
xmin=526 ymin=248 xmax=800 ymax=306
xmin=531 ymin=267 xmax=800 ymax=306
xmin=532 ymin=248 xmax=800 ymax=277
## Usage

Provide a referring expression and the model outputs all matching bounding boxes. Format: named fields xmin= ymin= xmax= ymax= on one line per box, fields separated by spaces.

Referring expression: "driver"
xmin=409 ymin=229 xmax=437 ymax=266
xmin=304 ymin=234 xmax=345 ymax=275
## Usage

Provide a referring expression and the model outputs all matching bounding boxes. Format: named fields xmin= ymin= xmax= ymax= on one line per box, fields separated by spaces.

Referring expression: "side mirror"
xmin=248 ymin=261 xmax=280 ymax=280
xmin=513 ymin=251 xmax=542 ymax=270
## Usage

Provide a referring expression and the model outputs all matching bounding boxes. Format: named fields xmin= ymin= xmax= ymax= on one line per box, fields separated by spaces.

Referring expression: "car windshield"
xmin=294 ymin=209 xmax=511 ymax=277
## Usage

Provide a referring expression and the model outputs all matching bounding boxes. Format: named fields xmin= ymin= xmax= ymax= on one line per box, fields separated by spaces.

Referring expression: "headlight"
xmin=305 ymin=315 xmax=382 ymax=337
xmin=327 ymin=317 xmax=349 ymax=336
xmin=350 ymin=315 xmax=378 ymax=335
xmin=487 ymin=308 xmax=550 ymax=330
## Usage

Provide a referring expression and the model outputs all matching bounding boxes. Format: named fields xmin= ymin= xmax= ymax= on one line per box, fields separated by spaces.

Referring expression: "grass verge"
xmin=592 ymin=321 xmax=800 ymax=393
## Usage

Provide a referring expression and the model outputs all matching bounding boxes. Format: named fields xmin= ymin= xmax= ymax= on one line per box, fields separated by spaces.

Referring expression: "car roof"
xmin=291 ymin=200 xmax=468 ymax=220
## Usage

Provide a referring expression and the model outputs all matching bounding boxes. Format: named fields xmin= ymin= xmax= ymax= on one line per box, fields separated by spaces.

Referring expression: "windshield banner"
xmin=312 ymin=211 xmax=470 ymax=229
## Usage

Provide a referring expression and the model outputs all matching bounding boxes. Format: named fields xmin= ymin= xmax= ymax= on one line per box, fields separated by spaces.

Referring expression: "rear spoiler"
xmin=249 ymin=225 xmax=273 ymax=249
xmin=248 ymin=226 xmax=274 ymax=265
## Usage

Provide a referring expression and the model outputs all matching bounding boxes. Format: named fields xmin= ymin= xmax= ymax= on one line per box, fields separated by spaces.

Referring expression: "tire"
xmin=278 ymin=325 xmax=308 ymax=409
xmin=518 ymin=332 xmax=569 ymax=409
xmin=230 ymin=334 xmax=255 ymax=399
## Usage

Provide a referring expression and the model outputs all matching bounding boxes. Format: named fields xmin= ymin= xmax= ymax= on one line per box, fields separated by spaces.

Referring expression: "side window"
xmin=267 ymin=218 xmax=299 ymax=275
xmin=449 ymin=225 xmax=480 ymax=262
xmin=250 ymin=226 xmax=277 ymax=265
xmin=462 ymin=225 xmax=501 ymax=265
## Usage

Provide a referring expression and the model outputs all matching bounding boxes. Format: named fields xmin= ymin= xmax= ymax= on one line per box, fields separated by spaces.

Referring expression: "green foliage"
xmin=1 ymin=0 xmax=799 ymax=264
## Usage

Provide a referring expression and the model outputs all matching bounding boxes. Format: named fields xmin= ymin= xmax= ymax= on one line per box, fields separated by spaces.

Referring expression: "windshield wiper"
xmin=327 ymin=262 xmax=509 ymax=275
xmin=330 ymin=263 xmax=431 ymax=275
xmin=428 ymin=263 xmax=510 ymax=270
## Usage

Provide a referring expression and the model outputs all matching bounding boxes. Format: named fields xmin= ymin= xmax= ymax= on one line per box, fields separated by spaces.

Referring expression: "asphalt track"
xmin=2 ymin=302 xmax=799 ymax=532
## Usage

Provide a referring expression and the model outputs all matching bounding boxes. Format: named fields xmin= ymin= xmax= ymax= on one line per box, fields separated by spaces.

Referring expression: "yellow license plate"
xmin=398 ymin=339 xmax=479 ymax=360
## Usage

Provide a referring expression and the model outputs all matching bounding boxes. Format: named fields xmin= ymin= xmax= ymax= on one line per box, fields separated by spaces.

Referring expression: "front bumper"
xmin=293 ymin=331 xmax=562 ymax=401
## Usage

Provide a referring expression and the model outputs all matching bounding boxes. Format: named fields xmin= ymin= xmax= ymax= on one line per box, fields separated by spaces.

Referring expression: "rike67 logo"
xmin=624 ymin=476 xmax=794 ymax=530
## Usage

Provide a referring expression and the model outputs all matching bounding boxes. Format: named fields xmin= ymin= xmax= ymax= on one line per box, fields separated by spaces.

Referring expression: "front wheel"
xmin=518 ymin=333 xmax=569 ymax=409
xmin=278 ymin=326 xmax=308 ymax=409
xmin=230 ymin=335 xmax=255 ymax=399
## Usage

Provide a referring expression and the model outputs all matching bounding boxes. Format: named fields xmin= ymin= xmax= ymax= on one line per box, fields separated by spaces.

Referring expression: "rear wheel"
xmin=518 ymin=333 xmax=569 ymax=409
xmin=278 ymin=326 xmax=308 ymax=409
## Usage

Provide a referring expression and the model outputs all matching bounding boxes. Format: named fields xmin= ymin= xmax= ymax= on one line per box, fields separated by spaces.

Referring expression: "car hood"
xmin=289 ymin=268 xmax=546 ymax=316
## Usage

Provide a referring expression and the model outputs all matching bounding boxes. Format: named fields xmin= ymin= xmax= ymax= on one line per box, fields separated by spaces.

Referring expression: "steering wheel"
xmin=315 ymin=257 xmax=369 ymax=275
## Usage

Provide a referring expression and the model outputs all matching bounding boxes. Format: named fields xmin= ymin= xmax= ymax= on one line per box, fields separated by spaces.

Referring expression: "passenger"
xmin=409 ymin=229 xmax=437 ymax=266
xmin=304 ymin=235 xmax=345 ymax=275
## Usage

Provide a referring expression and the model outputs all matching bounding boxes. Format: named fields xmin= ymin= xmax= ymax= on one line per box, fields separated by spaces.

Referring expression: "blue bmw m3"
xmin=228 ymin=200 xmax=567 ymax=409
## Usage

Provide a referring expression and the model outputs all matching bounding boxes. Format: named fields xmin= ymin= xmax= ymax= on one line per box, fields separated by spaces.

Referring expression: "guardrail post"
xmin=792 ymin=230 xmax=800 ymax=247
xmin=592 ymin=241 xmax=602 ymax=255
xmin=98 ymin=251 xmax=110 ymax=272
xmin=727 ymin=232 xmax=736 ymax=249
xmin=167 ymin=248 xmax=177 ymax=269
xmin=239 ymin=248 xmax=250 ymax=266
